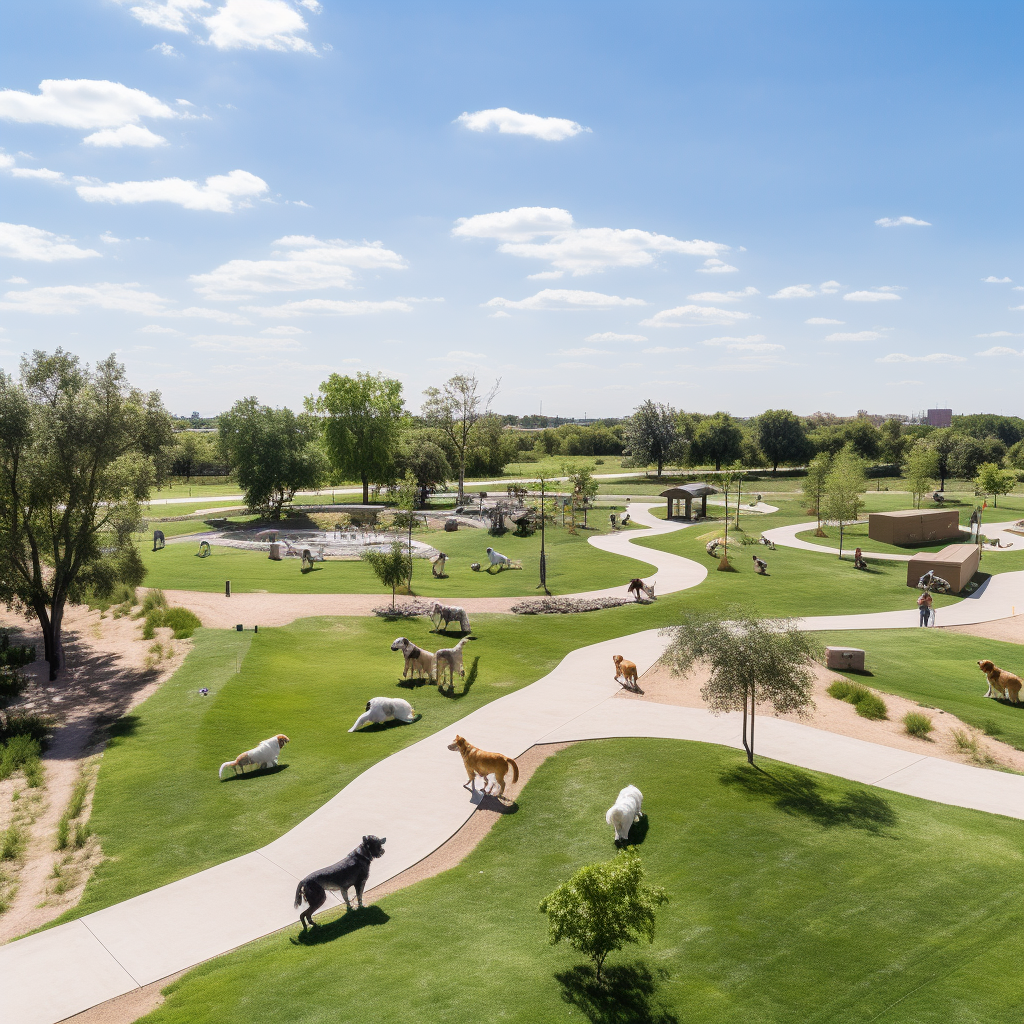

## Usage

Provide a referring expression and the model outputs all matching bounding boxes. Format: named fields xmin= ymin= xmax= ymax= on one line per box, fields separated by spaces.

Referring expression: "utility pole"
xmin=537 ymin=478 xmax=548 ymax=593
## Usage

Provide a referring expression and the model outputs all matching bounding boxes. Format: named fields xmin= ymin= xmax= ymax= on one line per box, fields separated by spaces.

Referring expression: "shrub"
xmin=137 ymin=589 xmax=168 ymax=617
xmin=0 ymin=824 xmax=25 ymax=861
xmin=0 ymin=734 xmax=41 ymax=781
xmin=951 ymin=728 xmax=979 ymax=755
xmin=855 ymin=693 xmax=889 ymax=720
xmin=0 ymin=667 xmax=26 ymax=702
xmin=163 ymin=607 xmax=202 ymax=639
xmin=0 ymin=713 xmax=52 ymax=747
xmin=827 ymin=680 xmax=853 ymax=701
xmin=827 ymin=679 xmax=888 ymax=720
xmin=903 ymin=712 xmax=934 ymax=738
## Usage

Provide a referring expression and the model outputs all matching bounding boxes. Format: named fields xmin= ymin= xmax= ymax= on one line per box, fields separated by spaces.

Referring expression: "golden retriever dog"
xmin=447 ymin=734 xmax=519 ymax=797
xmin=977 ymin=660 xmax=1023 ymax=703
xmin=612 ymin=654 xmax=642 ymax=693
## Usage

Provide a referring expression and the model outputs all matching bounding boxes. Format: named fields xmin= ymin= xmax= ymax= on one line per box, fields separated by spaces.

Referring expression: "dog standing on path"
xmin=447 ymin=734 xmax=519 ymax=797
xmin=612 ymin=654 xmax=643 ymax=694
xmin=294 ymin=835 xmax=387 ymax=930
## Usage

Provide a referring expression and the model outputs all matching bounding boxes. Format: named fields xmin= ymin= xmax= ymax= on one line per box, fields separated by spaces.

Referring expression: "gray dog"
xmin=294 ymin=835 xmax=386 ymax=930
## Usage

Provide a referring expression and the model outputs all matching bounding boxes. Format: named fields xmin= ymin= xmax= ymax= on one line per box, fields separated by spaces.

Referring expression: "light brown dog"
xmin=612 ymin=654 xmax=642 ymax=693
xmin=977 ymin=660 xmax=1023 ymax=703
xmin=447 ymin=734 xmax=519 ymax=797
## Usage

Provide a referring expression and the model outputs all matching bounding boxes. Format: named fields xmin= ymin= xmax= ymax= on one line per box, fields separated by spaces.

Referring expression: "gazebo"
xmin=660 ymin=482 xmax=720 ymax=520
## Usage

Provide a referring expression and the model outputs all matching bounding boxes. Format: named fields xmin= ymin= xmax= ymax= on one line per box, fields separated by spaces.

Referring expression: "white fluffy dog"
xmin=606 ymin=784 xmax=644 ymax=844
xmin=435 ymin=637 xmax=471 ymax=691
xmin=430 ymin=601 xmax=471 ymax=633
xmin=219 ymin=734 xmax=289 ymax=779
xmin=348 ymin=697 xmax=417 ymax=732
xmin=486 ymin=546 xmax=511 ymax=568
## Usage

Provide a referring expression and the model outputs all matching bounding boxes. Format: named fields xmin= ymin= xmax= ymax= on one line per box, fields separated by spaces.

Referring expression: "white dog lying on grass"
xmin=348 ymin=697 xmax=418 ymax=732
xmin=219 ymin=734 xmax=289 ymax=779
xmin=606 ymin=784 xmax=644 ymax=844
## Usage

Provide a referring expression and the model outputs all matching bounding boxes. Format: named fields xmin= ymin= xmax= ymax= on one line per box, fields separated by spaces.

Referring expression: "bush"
xmin=0 ymin=668 xmax=26 ymax=702
xmin=826 ymin=680 xmax=852 ymax=700
xmin=903 ymin=712 xmax=934 ymax=738
xmin=163 ymin=607 xmax=202 ymax=639
xmin=0 ymin=824 xmax=25 ymax=861
xmin=951 ymin=728 xmax=979 ymax=755
xmin=827 ymin=679 xmax=888 ymax=720
xmin=0 ymin=712 xmax=51 ymax=746
xmin=0 ymin=734 xmax=41 ymax=781
xmin=855 ymin=693 xmax=889 ymax=720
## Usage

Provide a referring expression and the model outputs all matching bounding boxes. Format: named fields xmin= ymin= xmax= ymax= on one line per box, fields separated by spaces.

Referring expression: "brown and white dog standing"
xmin=612 ymin=654 xmax=643 ymax=693
xmin=977 ymin=660 xmax=1023 ymax=703
xmin=447 ymin=734 xmax=519 ymax=797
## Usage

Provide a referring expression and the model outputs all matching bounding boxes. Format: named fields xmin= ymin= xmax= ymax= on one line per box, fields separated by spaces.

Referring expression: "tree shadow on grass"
xmin=221 ymin=763 xmax=289 ymax=782
xmin=719 ymin=763 xmax=898 ymax=834
xmin=289 ymin=904 xmax=390 ymax=946
xmin=555 ymin=962 xmax=678 ymax=1024
xmin=439 ymin=656 xmax=478 ymax=700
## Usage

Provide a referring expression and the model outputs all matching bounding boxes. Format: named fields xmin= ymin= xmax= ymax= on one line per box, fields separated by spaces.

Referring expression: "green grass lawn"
xmin=794 ymin=522 xmax=975 ymax=556
xmin=141 ymin=738 xmax=1024 ymax=1024
xmin=138 ymin=520 xmax=655 ymax=597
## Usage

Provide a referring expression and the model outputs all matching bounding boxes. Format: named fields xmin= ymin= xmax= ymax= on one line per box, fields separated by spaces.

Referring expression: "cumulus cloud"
xmin=0 ymin=281 xmax=169 ymax=315
xmin=844 ymin=289 xmax=901 ymax=302
xmin=205 ymin=0 xmax=316 ymax=52
xmin=819 ymin=280 xmax=842 ymax=294
xmin=983 ymin=276 xmax=1012 ymax=283
xmin=586 ymin=332 xmax=647 ymax=343
xmin=696 ymin=258 xmax=738 ymax=274
xmin=0 ymin=222 xmax=101 ymax=261
xmin=825 ymin=330 xmax=884 ymax=341
xmin=876 ymin=352 xmax=965 ymax=363
xmin=640 ymin=305 xmax=757 ymax=328
xmin=770 ymin=284 xmax=816 ymax=299
xmin=9 ymin=167 xmax=65 ymax=181
xmin=805 ymin=317 xmax=844 ymax=324
xmin=875 ymin=216 xmax=931 ymax=227
xmin=456 ymin=107 xmax=590 ymax=141
xmin=189 ymin=235 xmax=406 ymax=298
xmin=120 ymin=0 xmax=211 ymax=33
xmin=190 ymin=333 xmax=303 ymax=352
xmin=976 ymin=346 xmax=1020 ymax=356
xmin=6 ymin=277 xmax=28 ymax=284
xmin=76 ymin=169 xmax=268 ymax=212
xmin=453 ymin=206 xmax=728 ymax=275
xmin=484 ymin=289 xmax=645 ymax=311
xmin=975 ymin=331 xmax=1023 ymax=337
xmin=83 ymin=125 xmax=168 ymax=148
xmin=527 ymin=270 xmax=563 ymax=280
xmin=152 ymin=42 xmax=181 ymax=55
xmin=240 ymin=298 xmax=415 ymax=318
xmin=687 ymin=287 xmax=758 ymax=302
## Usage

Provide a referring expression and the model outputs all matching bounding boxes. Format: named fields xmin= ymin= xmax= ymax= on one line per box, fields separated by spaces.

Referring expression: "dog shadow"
xmin=439 ymin=656 xmax=479 ymax=700
xmin=290 ymin=904 xmax=390 ymax=946
xmin=396 ymin=677 xmax=433 ymax=690
xmin=614 ymin=813 xmax=649 ymax=848
xmin=719 ymin=763 xmax=897 ymax=834
xmin=357 ymin=715 xmax=423 ymax=733
xmin=221 ymin=763 xmax=289 ymax=782
xmin=472 ymin=791 xmax=519 ymax=814
xmin=555 ymin=962 xmax=678 ymax=1024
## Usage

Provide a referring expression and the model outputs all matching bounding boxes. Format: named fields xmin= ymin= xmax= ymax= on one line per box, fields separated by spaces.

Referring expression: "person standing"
xmin=917 ymin=590 xmax=933 ymax=627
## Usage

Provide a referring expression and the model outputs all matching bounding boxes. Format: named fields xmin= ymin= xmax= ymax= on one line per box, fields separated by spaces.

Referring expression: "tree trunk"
xmin=657 ymin=455 xmax=663 ymax=477
xmin=741 ymin=689 xmax=751 ymax=762
xmin=715 ymin=457 xmax=722 ymax=470
xmin=748 ymin=682 xmax=756 ymax=764
xmin=362 ymin=474 xmax=369 ymax=505
xmin=458 ymin=464 xmax=465 ymax=504
xmin=35 ymin=599 xmax=64 ymax=681
xmin=839 ymin=521 xmax=844 ymax=560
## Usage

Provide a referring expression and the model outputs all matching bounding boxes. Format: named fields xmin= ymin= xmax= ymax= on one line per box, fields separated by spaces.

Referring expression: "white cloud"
xmin=527 ymin=270 xmax=563 ymax=280
xmin=453 ymin=206 xmax=728 ymax=275
xmin=876 ymin=352 xmax=965 ymax=363
xmin=0 ymin=154 xmax=13 ymax=170
xmin=976 ymin=346 xmax=1020 ymax=356
xmin=83 ymin=124 xmax=168 ymax=148
xmin=455 ymin=107 xmax=589 ymax=142
xmin=825 ymin=331 xmax=884 ymax=341
xmin=805 ymin=317 xmax=844 ymax=324
xmin=702 ymin=335 xmax=779 ymax=352
xmin=298 ymin=0 xmax=321 ymax=10
xmin=687 ymin=287 xmax=758 ymax=302
xmin=190 ymin=333 xmax=303 ymax=352
xmin=770 ymin=284 xmax=816 ymax=299
xmin=0 ymin=79 xmax=176 ymax=129
xmin=10 ymin=167 xmax=65 ymax=181
xmin=586 ymin=332 xmax=647 ymax=343
xmin=139 ymin=324 xmax=181 ymax=334
xmin=983 ymin=276 xmax=1012 ymax=283
xmin=241 ymin=298 xmax=415 ymax=317
xmin=488 ymin=310 xmax=512 ymax=318
xmin=100 ymin=232 xmax=122 ymax=243
xmin=189 ymin=235 xmax=406 ymax=298
xmin=640 ymin=305 xmax=756 ymax=328
xmin=559 ymin=347 xmax=609 ymax=356
xmin=975 ymin=331 xmax=1022 ymax=337
xmin=120 ymin=0 xmax=211 ymax=33
xmin=844 ymin=290 xmax=901 ymax=302
xmin=6 ymin=276 xmax=28 ymax=284
xmin=696 ymin=258 xmax=738 ymax=274
xmin=205 ymin=0 xmax=315 ymax=52
xmin=819 ymin=280 xmax=842 ymax=294
xmin=152 ymin=42 xmax=181 ymax=55
xmin=875 ymin=216 xmax=931 ymax=227
xmin=484 ymin=289 xmax=645 ymax=311
xmin=260 ymin=324 xmax=307 ymax=335
xmin=76 ymin=169 xmax=268 ymax=212
xmin=0 ymin=282 xmax=169 ymax=315
xmin=0 ymin=223 xmax=101 ymax=261
xmin=642 ymin=346 xmax=690 ymax=354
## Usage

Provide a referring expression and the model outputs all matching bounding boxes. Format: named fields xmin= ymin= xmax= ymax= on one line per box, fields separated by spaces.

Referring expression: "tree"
xmin=360 ymin=541 xmax=412 ymax=609
xmin=562 ymin=462 xmax=599 ymax=532
xmin=0 ymin=350 xmax=173 ymax=679
xmin=925 ymin=427 xmax=956 ymax=491
xmin=621 ymin=401 xmax=678 ymax=477
xmin=801 ymin=453 xmax=832 ymax=534
xmin=975 ymin=462 xmax=1017 ymax=507
xmin=822 ymin=446 xmax=866 ymax=559
xmin=948 ymin=435 xmax=987 ymax=482
xmin=218 ymin=399 xmax=326 ymax=518
xmin=397 ymin=434 xmax=451 ymax=506
xmin=663 ymin=607 xmax=822 ymax=764
xmin=422 ymin=374 xmax=499 ymax=503
xmin=539 ymin=849 xmax=667 ymax=982
xmin=878 ymin=417 xmax=909 ymax=466
xmin=318 ymin=373 xmax=405 ymax=504
xmin=904 ymin=442 xmax=939 ymax=508
xmin=465 ymin=413 xmax=519 ymax=477
xmin=692 ymin=412 xmax=743 ymax=470
xmin=753 ymin=409 xmax=809 ymax=473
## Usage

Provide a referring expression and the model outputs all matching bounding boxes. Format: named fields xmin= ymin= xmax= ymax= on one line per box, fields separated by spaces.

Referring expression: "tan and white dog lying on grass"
xmin=219 ymin=734 xmax=289 ymax=779
xmin=348 ymin=697 xmax=418 ymax=732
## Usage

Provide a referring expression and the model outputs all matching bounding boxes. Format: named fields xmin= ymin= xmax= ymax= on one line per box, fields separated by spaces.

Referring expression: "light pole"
xmin=538 ymin=477 xmax=548 ymax=593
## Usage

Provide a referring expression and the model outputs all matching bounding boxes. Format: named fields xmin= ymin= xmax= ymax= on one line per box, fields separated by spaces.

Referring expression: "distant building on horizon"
xmin=926 ymin=408 xmax=953 ymax=428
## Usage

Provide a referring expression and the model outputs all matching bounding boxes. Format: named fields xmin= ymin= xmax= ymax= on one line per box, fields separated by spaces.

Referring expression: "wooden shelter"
xmin=907 ymin=544 xmax=981 ymax=594
xmin=660 ymin=482 xmax=720 ymax=520
xmin=868 ymin=508 xmax=961 ymax=546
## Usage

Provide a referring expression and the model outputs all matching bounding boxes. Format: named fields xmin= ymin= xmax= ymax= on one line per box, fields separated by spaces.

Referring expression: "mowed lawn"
xmin=143 ymin=738 xmax=1024 ymax=1024
xmin=139 ymin=521 xmax=656 ymax=597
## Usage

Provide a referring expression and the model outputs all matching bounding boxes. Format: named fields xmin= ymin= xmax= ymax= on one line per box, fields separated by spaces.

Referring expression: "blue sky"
xmin=2 ymin=1 xmax=1023 ymax=418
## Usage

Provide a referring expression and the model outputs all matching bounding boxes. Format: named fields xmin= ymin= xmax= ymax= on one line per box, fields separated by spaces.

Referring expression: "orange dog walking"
xmin=447 ymin=734 xmax=519 ymax=797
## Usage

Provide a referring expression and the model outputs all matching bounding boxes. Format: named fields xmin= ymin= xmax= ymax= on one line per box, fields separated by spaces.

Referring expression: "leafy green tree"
xmin=691 ymin=412 xmax=743 ymax=470
xmin=0 ymin=350 xmax=173 ymax=679
xmin=904 ymin=442 xmax=939 ymax=508
xmin=925 ymin=427 xmax=956 ymax=490
xmin=397 ymin=434 xmax=451 ymax=506
xmin=218 ymin=399 xmax=326 ymax=518
xmin=1006 ymin=439 xmax=1024 ymax=470
xmin=975 ymin=462 xmax=1017 ymax=507
xmin=810 ymin=419 xmax=880 ymax=462
xmin=169 ymin=430 xmax=221 ymax=482
xmin=753 ymin=409 xmax=809 ymax=473
xmin=878 ymin=417 xmax=909 ymax=466
xmin=801 ymin=453 xmax=832 ymax=533
xmin=663 ymin=607 xmax=822 ymax=764
xmin=823 ymin=446 xmax=866 ymax=559
xmin=318 ymin=373 xmax=405 ymax=504
xmin=948 ymin=435 xmax=987 ymax=482
xmin=539 ymin=849 xmax=668 ymax=982
xmin=465 ymin=413 xmax=519 ymax=476
xmin=360 ymin=541 xmax=412 ymax=609
xmin=622 ymin=400 xmax=679 ymax=477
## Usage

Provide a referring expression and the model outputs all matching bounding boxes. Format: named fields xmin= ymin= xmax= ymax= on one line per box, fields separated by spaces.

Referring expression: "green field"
xmin=141 ymin=738 xmax=1024 ymax=1024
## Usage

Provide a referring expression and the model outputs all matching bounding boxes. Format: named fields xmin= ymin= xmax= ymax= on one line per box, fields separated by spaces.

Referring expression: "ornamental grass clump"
xmin=827 ymin=680 xmax=888 ymax=720
xmin=902 ymin=711 xmax=934 ymax=739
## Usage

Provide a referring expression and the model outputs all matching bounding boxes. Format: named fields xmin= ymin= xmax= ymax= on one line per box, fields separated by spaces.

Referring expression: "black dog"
xmin=294 ymin=835 xmax=386 ymax=930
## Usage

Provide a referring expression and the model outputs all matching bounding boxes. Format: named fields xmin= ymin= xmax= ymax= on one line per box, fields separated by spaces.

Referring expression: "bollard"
xmin=254 ymin=625 xmax=258 ymax=633
xmin=225 ymin=580 xmax=231 ymax=597
xmin=236 ymin=624 xmax=243 ymax=631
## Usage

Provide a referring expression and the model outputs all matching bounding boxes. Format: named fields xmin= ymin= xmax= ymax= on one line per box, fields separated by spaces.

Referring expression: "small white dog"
xmin=348 ymin=697 xmax=417 ymax=732
xmin=219 ymin=734 xmax=289 ymax=779
xmin=606 ymin=784 xmax=644 ymax=844
xmin=435 ymin=637 xmax=471 ymax=691
xmin=486 ymin=546 xmax=511 ymax=569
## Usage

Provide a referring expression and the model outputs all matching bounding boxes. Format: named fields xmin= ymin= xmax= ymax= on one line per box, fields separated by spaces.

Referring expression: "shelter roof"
xmin=659 ymin=483 xmax=720 ymax=498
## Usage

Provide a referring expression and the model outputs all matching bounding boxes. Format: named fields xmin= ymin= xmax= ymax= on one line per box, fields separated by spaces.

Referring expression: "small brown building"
xmin=660 ymin=483 xmax=720 ymax=520
xmin=868 ymin=508 xmax=961 ymax=546
xmin=907 ymin=544 xmax=981 ymax=594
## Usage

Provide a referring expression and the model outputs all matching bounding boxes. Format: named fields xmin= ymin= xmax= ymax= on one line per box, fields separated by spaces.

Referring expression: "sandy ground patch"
xmin=941 ymin=614 xmax=1024 ymax=645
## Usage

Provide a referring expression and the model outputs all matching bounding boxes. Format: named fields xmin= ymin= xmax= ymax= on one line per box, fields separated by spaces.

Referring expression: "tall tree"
xmin=317 ymin=373 xmax=406 ymax=504
xmin=218 ymin=399 xmax=326 ymax=518
xmin=692 ymin=412 xmax=743 ymax=470
xmin=663 ymin=607 xmax=821 ymax=764
xmin=948 ymin=435 xmax=987 ymax=482
xmin=801 ymin=453 xmax=832 ymax=534
xmin=926 ymin=427 xmax=956 ymax=491
xmin=422 ymin=374 xmax=499 ymax=502
xmin=0 ymin=350 xmax=173 ymax=680
xmin=622 ymin=401 xmax=679 ymax=477
xmin=822 ymin=446 xmax=866 ymax=559
xmin=878 ymin=417 xmax=909 ymax=466
xmin=753 ymin=409 xmax=809 ymax=473
xmin=397 ymin=434 xmax=451 ymax=507
xmin=904 ymin=441 xmax=939 ymax=509
xmin=975 ymin=463 xmax=1017 ymax=507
